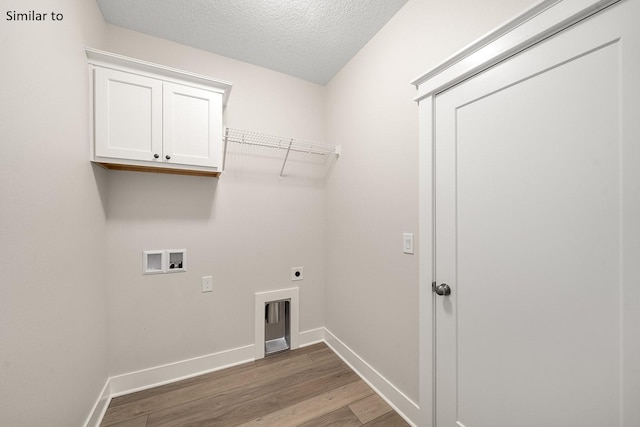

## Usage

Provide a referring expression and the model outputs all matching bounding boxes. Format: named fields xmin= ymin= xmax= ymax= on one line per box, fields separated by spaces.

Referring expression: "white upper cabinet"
xmin=162 ymin=82 xmax=223 ymax=168
xmin=94 ymin=67 xmax=163 ymax=162
xmin=87 ymin=48 xmax=232 ymax=177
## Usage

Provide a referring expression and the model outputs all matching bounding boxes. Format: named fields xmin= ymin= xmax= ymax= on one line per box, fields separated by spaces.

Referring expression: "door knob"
xmin=153 ymin=153 xmax=159 ymax=159
xmin=435 ymin=283 xmax=451 ymax=296
xmin=165 ymin=155 xmax=171 ymax=160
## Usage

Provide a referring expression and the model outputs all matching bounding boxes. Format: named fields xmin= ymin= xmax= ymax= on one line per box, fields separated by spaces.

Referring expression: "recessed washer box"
xmin=167 ymin=249 xmax=186 ymax=273
xmin=143 ymin=250 xmax=164 ymax=275
xmin=143 ymin=249 xmax=187 ymax=275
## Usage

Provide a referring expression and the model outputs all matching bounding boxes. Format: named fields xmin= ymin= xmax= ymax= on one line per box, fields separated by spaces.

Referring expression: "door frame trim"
xmin=412 ymin=0 xmax=619 ymax=101
xmin=413 ymin=1 xmax=620 ymax=425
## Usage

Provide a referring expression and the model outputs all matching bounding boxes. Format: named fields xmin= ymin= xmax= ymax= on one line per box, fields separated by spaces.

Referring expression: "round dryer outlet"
xmin=291 ymin=267 xmax=303 ymax=281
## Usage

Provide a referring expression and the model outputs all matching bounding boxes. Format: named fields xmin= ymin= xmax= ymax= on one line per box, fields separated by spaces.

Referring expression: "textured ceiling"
xmin=95 ymin=0 xmax=408 ymax=85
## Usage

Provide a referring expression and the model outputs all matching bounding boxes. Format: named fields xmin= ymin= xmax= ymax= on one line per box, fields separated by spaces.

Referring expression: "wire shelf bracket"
xmin=223 ymin=127 xmax=341 ymax=177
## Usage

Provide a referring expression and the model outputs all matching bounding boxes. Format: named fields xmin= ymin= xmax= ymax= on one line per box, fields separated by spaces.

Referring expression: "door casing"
xmin=413 ymin=0 xmax=639 ymax=425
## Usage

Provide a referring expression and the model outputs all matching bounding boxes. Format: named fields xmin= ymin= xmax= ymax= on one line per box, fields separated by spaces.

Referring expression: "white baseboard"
xmin=323 ymin=328 xmax=419 ymax=426
xmin=85 ymin=327 xmax=419 ymax=427
xmin=299 ymin=327 xmax=325 ymax=347
xmin=84 ymin=379 xmax=110 ymax=427
xmin=84 ymin=344 xmax=254 ymax=427
xmin=109 ymin=344 xmax=255 ymax=397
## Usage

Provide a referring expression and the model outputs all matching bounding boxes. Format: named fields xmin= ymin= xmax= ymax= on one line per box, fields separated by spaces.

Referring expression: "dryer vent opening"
xmin=264 ymin=299 xmax=290 ymax=356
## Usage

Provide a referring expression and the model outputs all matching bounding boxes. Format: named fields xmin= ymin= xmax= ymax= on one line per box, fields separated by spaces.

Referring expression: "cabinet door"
xmin=162 ymin=82 xmax=223 ymax=168
xmin=94 ymin=67 xmax=163 ymax=162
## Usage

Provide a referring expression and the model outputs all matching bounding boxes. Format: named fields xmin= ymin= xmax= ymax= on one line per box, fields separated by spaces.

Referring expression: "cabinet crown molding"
xmin=85 ymin=47 xmax=232 ymax=107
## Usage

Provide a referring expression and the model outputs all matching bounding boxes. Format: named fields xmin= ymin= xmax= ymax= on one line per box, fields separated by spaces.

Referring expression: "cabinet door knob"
xmin=153 ymin=153 xmax=159 ymax=159
xmin=165 ymin=155 xmax=171 ymax=160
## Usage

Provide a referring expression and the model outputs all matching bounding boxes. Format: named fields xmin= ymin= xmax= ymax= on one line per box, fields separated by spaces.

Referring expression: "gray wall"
xmin=0 ymin=0 xmax=109 ymax=424
xmin=103 ymin=26 xmax=327 ymax=376
xmin=325 ymin=0 xmax=536 ymax=403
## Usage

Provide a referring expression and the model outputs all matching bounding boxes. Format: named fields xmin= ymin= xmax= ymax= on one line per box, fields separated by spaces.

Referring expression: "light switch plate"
xmin=403 ymin=233 xmax=414 ymax=254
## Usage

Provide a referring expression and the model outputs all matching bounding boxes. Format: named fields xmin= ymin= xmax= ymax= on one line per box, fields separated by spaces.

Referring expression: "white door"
xmin=94 ymin=67 xmax=163 ymax=161
xmin=162 ymin=82 xmax=223 ymax=168
xmin=433 ymin=1 xmax=639 ymax=426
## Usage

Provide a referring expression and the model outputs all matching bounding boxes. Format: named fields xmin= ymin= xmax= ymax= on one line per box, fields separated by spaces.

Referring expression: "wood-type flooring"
xmin=100 ymin=342 xmax=410 ymax=426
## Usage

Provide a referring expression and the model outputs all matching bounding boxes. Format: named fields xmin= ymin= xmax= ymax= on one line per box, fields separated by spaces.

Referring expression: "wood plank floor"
xmin=100 ymin=343 xmax=410 ymax=427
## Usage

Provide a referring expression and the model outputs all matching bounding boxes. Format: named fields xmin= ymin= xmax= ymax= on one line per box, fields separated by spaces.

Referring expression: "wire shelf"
xmin=223 ymin=127 xmax=340 ymax=176
xmin=225 ymin=127 xmax=338 ymax=156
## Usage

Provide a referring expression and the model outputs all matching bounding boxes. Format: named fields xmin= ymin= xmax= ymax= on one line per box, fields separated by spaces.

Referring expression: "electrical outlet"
xmin=201 ymin=276 xmax=213 ymax=293
xmin=291 ymin=267 xmax=303 ymax=281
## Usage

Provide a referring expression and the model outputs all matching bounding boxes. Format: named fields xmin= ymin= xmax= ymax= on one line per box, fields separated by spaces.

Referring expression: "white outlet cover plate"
xmin=202 ymin=276 xmax=213 ymax=292
xmin=291 ymin=267 xmax=303 ymax=281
